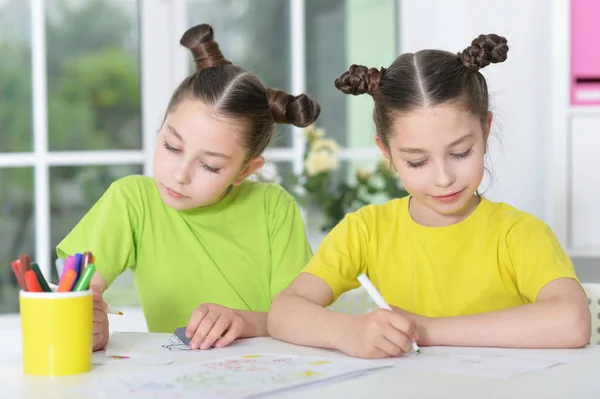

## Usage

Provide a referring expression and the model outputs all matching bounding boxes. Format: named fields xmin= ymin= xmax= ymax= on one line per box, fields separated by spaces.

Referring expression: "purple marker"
xmin=60 ymin=255 xmax=76 ymax=282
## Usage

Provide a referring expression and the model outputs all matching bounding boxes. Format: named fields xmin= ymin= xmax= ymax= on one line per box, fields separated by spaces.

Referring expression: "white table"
xmin=1 ymin=319 xmax=599 ymax=399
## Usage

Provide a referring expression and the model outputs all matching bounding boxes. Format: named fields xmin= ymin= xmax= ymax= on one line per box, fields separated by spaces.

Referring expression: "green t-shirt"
xmin=56 ymin=175 xmax=312 ymax=333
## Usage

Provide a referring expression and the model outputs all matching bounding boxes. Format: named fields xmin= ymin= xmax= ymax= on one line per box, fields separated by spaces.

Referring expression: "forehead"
xmin=390 ymin=104 xmax=482 ymax=146
xmin=165 ymin=99 xmax=245 ymax=155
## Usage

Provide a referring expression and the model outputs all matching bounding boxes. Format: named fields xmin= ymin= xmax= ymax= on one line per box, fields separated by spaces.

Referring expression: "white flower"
xmin=248 ymin=162 xmax=281 ymax=183
xmin=311 ymin=138 xmax=340 ymax=153
xmin=293 ymin=185 xmax=307 ymax=196
xmin=305 ymin=124 xmax=326 ymax=142
xmin=305 ymin=150 xmax=340 ymax=176
xmin=356 ymin=166 xmax=374 ymax=182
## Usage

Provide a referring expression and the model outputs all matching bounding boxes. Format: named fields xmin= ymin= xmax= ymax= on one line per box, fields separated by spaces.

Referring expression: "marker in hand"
xmin=357 ymin=273 xmax=421 ymax=354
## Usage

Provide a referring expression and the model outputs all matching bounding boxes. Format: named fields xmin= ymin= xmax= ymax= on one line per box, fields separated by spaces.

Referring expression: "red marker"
xmin=19 ymin=254 xmax=31 ymax=289
xmin=10 ymin=260 xmax=26 ymax=290
xmin=24 ymin=270 xmax=42 ymax=293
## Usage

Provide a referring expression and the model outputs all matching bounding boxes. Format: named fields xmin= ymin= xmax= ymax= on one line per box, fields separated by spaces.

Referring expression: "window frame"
xmin=0 ymin=0 xmax=400 ymax=279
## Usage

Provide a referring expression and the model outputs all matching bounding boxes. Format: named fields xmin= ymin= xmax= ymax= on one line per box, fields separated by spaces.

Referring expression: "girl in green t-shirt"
xmin=57 ymin=23 xmax=320 ymax=352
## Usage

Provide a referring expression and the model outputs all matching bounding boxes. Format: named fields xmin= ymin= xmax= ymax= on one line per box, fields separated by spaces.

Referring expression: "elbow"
xmin=559 ymin=303 xmax=591 ymax=348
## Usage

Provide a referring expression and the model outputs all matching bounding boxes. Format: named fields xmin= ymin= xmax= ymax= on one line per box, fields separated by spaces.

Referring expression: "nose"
xmin=434 ymin=160 xmax=455 ymax=189
xmin=173 ymin=162 xmax=193 ymax=185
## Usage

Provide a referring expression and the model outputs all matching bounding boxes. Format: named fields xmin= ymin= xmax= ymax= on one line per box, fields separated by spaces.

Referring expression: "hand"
xmin=91 ymin=288 xmax=110 ymax=351
xmin=337 ymin=308 xmax=418 ymax=359
xmin=186 ymin=303 xmax=245 ymax=350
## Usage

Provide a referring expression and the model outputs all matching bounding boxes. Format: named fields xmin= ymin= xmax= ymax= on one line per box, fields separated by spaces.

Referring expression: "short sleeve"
xmin=56 ymin=177 xmax=142 ymax=288
xmin=267 ymin=187 xmax=313 ymax=298
xmin=301 ymin=212 xmax=368 ymax=304
xmin=506 ymin=217 xmax=579 ymax=302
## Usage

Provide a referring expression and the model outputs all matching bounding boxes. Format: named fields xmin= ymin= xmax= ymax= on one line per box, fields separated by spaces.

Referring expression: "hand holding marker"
xmin=357 ymin=273 xmax=421 ymax=354
xmin=12 ymin=252 xmax=123 ymax=315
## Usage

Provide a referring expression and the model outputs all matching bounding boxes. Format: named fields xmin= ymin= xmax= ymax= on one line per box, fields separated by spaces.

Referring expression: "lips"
xmin=432 ymin=190 xmax=463 ymax=203
xmin=162 ymin=184 xmax=186 ymax=199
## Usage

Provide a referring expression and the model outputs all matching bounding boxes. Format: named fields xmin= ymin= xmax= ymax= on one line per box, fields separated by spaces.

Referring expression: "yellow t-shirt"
xmin=303 ymin=196 xmax=579 ymax=317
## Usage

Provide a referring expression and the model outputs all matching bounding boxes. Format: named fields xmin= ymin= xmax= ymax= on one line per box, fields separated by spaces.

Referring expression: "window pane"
xmin=46 ymin=0 xmax=141 ymax=151
xmin=306 ymin=0 xmax=397 ymax=148
xmin=49 ymin=164 xmax=142 ymax=284
xmin=187 ymin=0 xmax=292 ymax=148
xmin=0 ymin=0 xmax=32 ymax=152
xmin=0 ymin=168 xmax=35 ymax=313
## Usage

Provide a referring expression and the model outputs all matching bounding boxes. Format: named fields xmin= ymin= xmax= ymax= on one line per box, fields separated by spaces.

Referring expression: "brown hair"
xmin=334 ymin=33 xmax=508 ymax=148
xmin=166 ymin=24 xmax=321 ymax=159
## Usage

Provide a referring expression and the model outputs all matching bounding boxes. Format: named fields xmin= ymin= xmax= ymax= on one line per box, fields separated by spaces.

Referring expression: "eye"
xmin=202 ymin=164 xmax=221 ymax=174
xmin=406 ymin=160 xmax=427 ymax=168
xmin=451 ymin=148 xmax=473 ymax=159
xmin=162 ymin=140 xmax=181 ymax=154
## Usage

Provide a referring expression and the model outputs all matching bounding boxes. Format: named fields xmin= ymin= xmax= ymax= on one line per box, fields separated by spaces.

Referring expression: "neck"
xmin=409 ymin=194 xmax=480 ymax=227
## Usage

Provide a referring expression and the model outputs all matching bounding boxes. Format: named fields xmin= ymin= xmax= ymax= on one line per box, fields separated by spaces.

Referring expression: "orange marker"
xmin=24 ymin=270 xmax=42 ymax=292
xmin=57 ymin=269 xmax=77 ymax=292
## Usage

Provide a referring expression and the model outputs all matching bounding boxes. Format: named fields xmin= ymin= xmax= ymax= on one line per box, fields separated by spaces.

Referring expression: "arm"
xmin=418 ymin=278 xmax=590 ymax=348
xmin=234 ymin=310 xmax=268 ymax=338
xmin=268 ymin=273 xmax=357 ymax=349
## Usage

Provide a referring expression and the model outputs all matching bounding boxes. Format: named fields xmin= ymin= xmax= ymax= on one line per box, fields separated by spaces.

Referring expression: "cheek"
xmin=459 ymin=155 xmax=485 ymax=182
xmin=396 ymin=167 xmax=427 ymax=193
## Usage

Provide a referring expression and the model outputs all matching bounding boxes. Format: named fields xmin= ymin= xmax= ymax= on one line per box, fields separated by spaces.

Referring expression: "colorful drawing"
xmin=76 ymin=354 xmax=387 ymax=399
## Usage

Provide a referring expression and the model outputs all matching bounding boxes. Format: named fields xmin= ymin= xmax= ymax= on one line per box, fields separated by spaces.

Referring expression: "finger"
xmin=186 ymin=307 xmax=209 ymax=338
xmin=387 ymin=313 xmax=414 ymax=336
xmin=93 ymin=322 xmax=105 ymax=335
xmin=374 ymin=335 xmax=404 ymax=357
xmin=200 ymin=316 xmax=232 ymax=350
xmin=94 ymin=302 xmax=108 ymax=313
xmin=382 ymin=323 xmax=412 ymax=352
xmin=214 ymin=320 xmax=243 ymax=348
xmin=190 ymin=313 xmax=219 ymax=349
xmin=93 ymin=309 xmax=106 ymax=322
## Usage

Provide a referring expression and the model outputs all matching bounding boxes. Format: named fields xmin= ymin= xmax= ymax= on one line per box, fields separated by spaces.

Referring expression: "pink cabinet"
xmin=571 ymin=0 xmax=600 ymax=105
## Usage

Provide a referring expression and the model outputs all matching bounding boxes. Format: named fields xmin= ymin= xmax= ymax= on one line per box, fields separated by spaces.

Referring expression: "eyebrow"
xmin=167 ymin=124 xmax=232 ymax=160
xmin=398 ymin=133 xmax=475 ymax=154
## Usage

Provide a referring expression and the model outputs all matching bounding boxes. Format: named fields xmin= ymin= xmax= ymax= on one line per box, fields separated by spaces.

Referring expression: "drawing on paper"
xmin=77 ymin=353 xmax=386 ymax=399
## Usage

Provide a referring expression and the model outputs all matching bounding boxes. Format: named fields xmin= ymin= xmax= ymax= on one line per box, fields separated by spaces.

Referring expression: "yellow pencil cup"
xmin=19 ymin=290 xmax=93 ymax=376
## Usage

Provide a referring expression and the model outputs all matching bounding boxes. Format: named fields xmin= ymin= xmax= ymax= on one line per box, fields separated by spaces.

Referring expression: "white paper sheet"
xmin=393 ymin=346 xmax=587 ymax=379
xmin=77 ymin=353 xmax=387 ymax=399
xmin=104 ymin=332 xmax=195 ymax=362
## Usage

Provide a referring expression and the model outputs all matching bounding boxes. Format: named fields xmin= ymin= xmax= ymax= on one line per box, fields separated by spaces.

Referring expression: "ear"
xmin=482 ymin=112 xmax=493 ymax=155
xmin=484 ymin=111 xmax=493 ymax=142
xmin=374 ymin=135 xmax=391 ymax=162
xmin=233 ymin=156 xmax=265 ymax=186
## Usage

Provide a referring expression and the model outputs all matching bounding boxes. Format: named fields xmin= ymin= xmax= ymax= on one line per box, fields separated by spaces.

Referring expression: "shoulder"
xmin=235 ymin=181 xmax=298 ymax=210
xmin=334 ymin=196 xmax=409 ymax=236
xmin=109 ymin=175 xmax=155 ymax=195
xmin=483 ymin=199 xmax=558 ymax=243
xmin=348 ymin=196 xmax=409 ymax=225
xmin=104 ymin=175 xmax=158 ymax=208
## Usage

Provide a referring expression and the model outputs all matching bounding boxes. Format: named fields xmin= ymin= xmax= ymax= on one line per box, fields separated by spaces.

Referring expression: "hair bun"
xmin=267 ymin=88 xmax=321 ymax=127
xmin=334 ymin=64 xmax=383 ymax=96
xmin=458 ymin=34 xmax=508 ymax=72
xmin=180 ymin=24 xmax=231 ymax=70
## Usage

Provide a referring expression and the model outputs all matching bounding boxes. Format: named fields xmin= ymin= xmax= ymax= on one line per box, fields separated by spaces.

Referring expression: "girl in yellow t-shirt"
xmin=267 ymin=34 xmax=591 ymax=358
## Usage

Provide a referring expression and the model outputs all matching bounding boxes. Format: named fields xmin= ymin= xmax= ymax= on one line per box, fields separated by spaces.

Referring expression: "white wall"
xmin=399 ymin=0 xmax=554 ymax=224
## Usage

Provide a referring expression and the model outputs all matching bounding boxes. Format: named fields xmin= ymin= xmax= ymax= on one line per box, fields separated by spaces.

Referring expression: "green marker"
xmin=74 ymin=264 xmax=96 ymax=291
xmin=30 ymin=263 xmax=51 ymax=292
